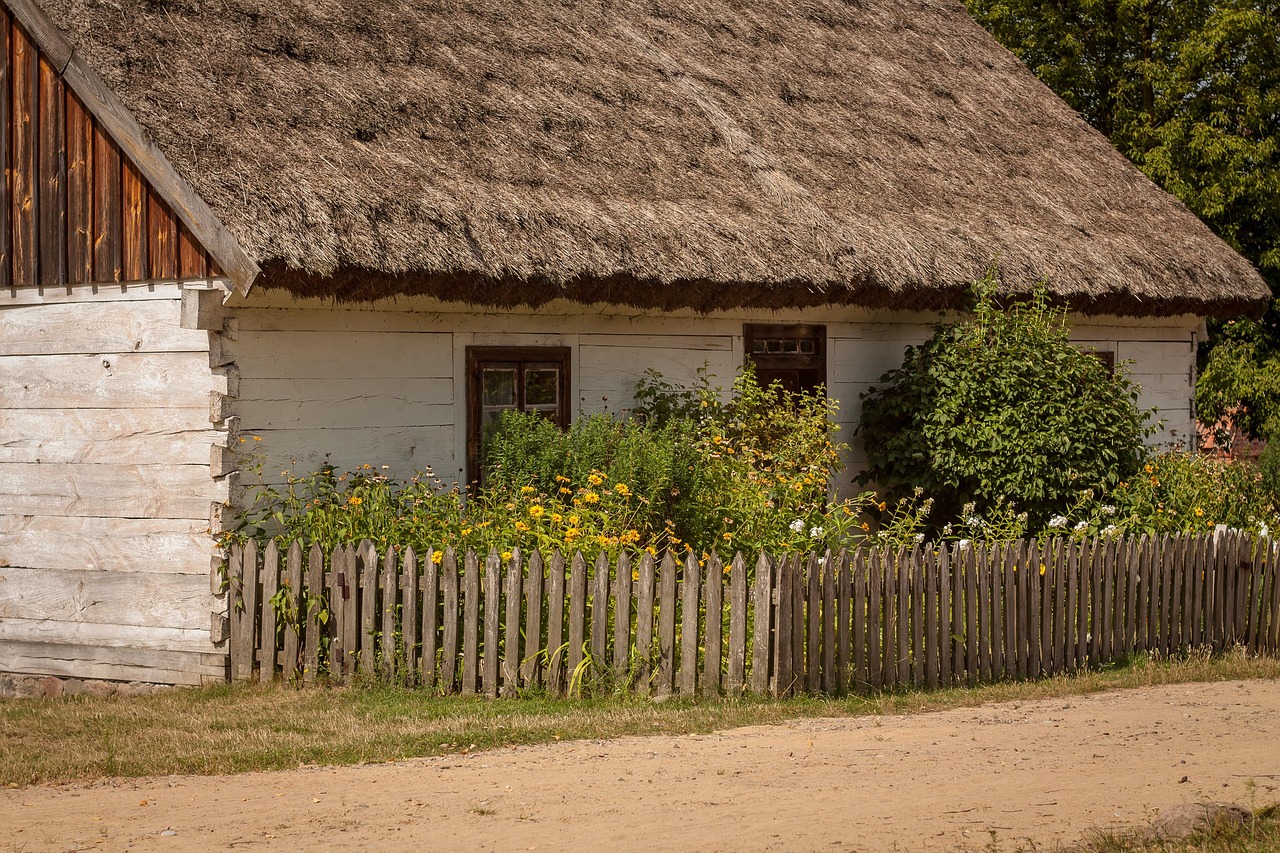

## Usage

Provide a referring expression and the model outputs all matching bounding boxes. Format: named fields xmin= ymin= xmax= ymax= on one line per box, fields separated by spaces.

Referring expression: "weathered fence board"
xmin=225 ymin=533 xmax=1280 ymax=697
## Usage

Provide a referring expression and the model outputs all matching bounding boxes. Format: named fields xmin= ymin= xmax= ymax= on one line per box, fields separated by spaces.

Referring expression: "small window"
xmin=1083 ymin=348 xmax=1116 ymax=374
xmin=466 ymin=347 xmax=570 ymax=486
xmin=744 ymin=324 xmax=827 ymax=396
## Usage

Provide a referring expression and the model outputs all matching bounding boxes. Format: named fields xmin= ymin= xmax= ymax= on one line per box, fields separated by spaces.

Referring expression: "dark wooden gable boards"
xmin=0 ymin=0 xmax=256 ymax=290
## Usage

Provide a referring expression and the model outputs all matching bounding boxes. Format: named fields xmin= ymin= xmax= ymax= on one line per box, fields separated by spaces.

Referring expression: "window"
xmin=466 ymin=347 xmax=570 ymax=485
xmin=744 ymin=324 xmax=827 ymax=395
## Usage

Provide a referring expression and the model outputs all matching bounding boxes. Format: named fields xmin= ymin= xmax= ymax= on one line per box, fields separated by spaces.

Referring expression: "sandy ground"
xmin=3 ymin=680 xmax=1279 ymax=853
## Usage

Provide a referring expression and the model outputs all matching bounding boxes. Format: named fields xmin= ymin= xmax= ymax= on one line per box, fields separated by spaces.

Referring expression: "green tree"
xmin=966 ymin=0 xmax=1280 ymax=439
xmin=858 ymin=273 xmax=1153 ymax=528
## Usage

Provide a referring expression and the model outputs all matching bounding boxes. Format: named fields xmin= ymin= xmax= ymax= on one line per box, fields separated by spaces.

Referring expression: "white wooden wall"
xmin=0 ymin=283 xmax=228 ymax=685
xmin=224 ymin=297 xmax=1197 ymax=501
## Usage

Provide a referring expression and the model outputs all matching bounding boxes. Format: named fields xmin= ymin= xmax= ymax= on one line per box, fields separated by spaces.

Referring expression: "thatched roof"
xmin=35 ymin=0 xmax=1271 ymax=316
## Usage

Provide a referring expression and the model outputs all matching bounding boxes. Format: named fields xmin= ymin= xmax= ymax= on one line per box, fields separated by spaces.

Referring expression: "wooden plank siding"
xmin=0 ymin=10 xmax=215 ymax=289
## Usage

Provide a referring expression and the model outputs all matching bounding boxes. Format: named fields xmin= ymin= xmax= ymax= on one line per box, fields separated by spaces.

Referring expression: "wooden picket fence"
xmin=224 ymin=531 xmax=1280 ymax=695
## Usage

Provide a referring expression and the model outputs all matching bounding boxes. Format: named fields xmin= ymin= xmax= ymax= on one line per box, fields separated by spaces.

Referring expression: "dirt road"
xmin=4 ymin=679 xmax=1278 ymax=852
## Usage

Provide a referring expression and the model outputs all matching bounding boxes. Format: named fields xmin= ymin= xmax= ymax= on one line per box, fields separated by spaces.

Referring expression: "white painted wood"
xmin=0 ymin=566 xmax=215 ymax=630
xmin=1117 ymin=340 xmax=1194 ymax=372
xmin=0 ymin=515 xmax=214 ymax=574
xmin=228 ymin=331 xmax=453 ymax=379
xmin=0 ymin=463 xmax=223 ymax=519
xmin=2 ymin=280 xmax=190 ymax=306
xmin=578 ymin=334 xmax=733 ymax=351
xmin=578 ymin=343 xmax=736 ymax=414
xmin=236 ymin=426 xmax=455 ymax=484
xmin=1 ymin=352 xmax=221 ymax=409
xmin=0 ymin=409 xmax=220 ymax=465
xmin=234 ymin=394 xmax=453 ymax=431
xmin=0 ymin=299 xmax=206 ymax=355
xmin=0 ymin=617 xmax=218 ymax=654
xmin=0 ymin=639 xmax=223 ymax=685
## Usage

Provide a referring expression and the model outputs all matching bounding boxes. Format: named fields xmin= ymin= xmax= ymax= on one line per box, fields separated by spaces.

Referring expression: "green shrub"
xmin=858 ymin=271 xmax=1154 ymax=529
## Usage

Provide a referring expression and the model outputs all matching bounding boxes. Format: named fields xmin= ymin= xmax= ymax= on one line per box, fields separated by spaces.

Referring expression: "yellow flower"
xmin=1039 ymin=563 xmax=1046 ymax=576
xmin=587 ymin=472 xmax=605 ymax=486
xmin=555 ymin=474 xmax=571 ymax=483
xmin=550 ymin=513 xmax=563 ymax=523
xmin=581 ymin=491 xmax=600 ymax=504
xmin=722 ymin=532 xmax=733 ymax=541
xmin=1194 ymin=507 xmax=1204 ymax=517
xmin=569 ymin=515 xmax=580 ymax=526
xmin=238 ymin=436 xmax=246 ymax=444
xmin=520 ymin=485 xmax=536 ymax=494
xmin=564 ymin=528 xmax=580 ymax=542
xmin=1144 ymin=464 xmax=1153 ymax=473
xmin=515 ymin=521 xmax=530 ymax=532
xmin=559 ymin=487 xmax=573 ymax=495
xmin=614 ymin=483 xmax=632 ymax=497
xmin=252 ymin=435 xmax=262 ymax=442
xmin=596 ymin=535 xmax=610 ymax=547
xmin=529 ymin=505 xmax=546 ymax=519
xmin=431 ymin=551 xmax=444 ymax=565
xmin=461 ymin=527 xmax=472 ymax=536
xmin=633 ymin=570 xmax=641 ymax=581
xmin=501 ymin=551 xmax=512 ymax=561
xmin=347 ymin=495 xmax=363 ymax=506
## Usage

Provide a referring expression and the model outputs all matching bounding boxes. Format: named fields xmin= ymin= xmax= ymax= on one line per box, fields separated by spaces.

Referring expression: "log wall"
xmin=0 ymin=283 xmax=230 ymax=685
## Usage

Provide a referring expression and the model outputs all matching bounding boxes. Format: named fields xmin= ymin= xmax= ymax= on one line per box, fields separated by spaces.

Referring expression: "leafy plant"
xmin=858 ymin=270 xmax=1155 ymax=529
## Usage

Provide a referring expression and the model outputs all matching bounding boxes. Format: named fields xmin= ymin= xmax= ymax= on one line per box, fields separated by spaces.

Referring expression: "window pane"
xmin=525 ymin=369 xmax=559 ymax=406
xmin=482 ymin=368 xmax=516 ymax=406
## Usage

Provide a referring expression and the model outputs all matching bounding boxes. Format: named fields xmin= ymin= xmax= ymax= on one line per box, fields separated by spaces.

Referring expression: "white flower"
xmin=809 ymin=526 xmax=825 ymax=539
xmin=1100 ymin=505 xmax=1116 ymax=516
xmin=957 ymin=539 xmax=971 ymax=550
xmin=1048 ymin=515 xmax=1068 ymax=529
xmin=914 ymin=533 xmax=925 ymax=544
xmin=965 ymin=516 xmax=983 ymax=527
xmin=1073 ymin=520 xmax=1089 ymax=532
xmin=1101 ymin=524 xmax=1118 ymax=536
xmin=1260 ymin=523 xmax=1270 ymax=539
xmin=789 ymin=519 xmax=806 ymax=533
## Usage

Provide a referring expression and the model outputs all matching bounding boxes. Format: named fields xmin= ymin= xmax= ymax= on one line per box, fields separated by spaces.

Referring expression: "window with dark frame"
xmin=744 ymin=324 xmax=828 ymax=396
xmin=466 ymin=346 xmax=571 ymax=487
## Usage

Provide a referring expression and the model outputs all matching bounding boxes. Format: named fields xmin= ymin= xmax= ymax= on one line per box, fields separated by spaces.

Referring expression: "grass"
xmin=1018 ymin=804 xmax=1280 ymax=852
xmin=1 ymin=648 xmax=1277 ymax=787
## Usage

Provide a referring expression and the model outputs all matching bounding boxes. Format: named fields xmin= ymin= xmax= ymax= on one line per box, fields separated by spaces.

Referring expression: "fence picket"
xmin=382 ymin=546 xmax=398 ymax=680
xmin=546 ymin=552 xmax=567 ymax=696
xmin=807 ymin=553 xmax=822 ymax=694
xmin=483 ymin=549 xmax=502 ymax=698
xmin=976 ymin=545 xmax=991 ymax=683
xmin=283 ymin=540 xmax=303 ymax=681
xmin=502 ymin=550 xmax=522 ymax=696
xmin=704 ymin=552 xmax=724 ymax=697
xmin=1268 ymin=539 xmax=1280 ymax=653
xmin=853 ymin=550 xmax=869 ymax=691
xmin=1065 ymin=538 xmax=1079 ymax=671
xmin=1039 ymin=540 xmax=1053 ymax=676
xmin=822 ymin=551 xmax=836 ymax=694
xmin=303 ymin=542 xmax=323 ymax=685
xmin=791 ymin=554 xmax=806 ymax=693
xmin=936 ymin=544 xmax=951 ymax=687
xmin=591 ymin=552 xmax=610 ymax=685
xmin=259 ymin=540 xmax=279 ymax=681
xmin=228 ymin=545 xmax=246 ymax=682
xmin=727 ymin=552 xmax=748 ymax=693
xmin=679 ymin=551 xmax=701 ymax=697
xmin=421 ymin=548 xmax=440 ymax=690
xmin=636 ymin=551 xmax=657 ymax=695
xmin=1052 ymin=538 xmax=1066 ymax=675
xmin=566 ymin=552 xmax=587 ymax=694
xmin=460 ymin=550 xmax=481 ymax=696
xmin=750 ymin=552 xmax=772 ymax=695
xmin=402 ymin=546 xmax=419 ymax=683
xmin=359 ymin=540 xmax=378 ymax=677
xmin=911 ymin=547 xmax=925 ymax=688
xmin=615 ymin=551 xmax=634 ymax=683
xmin=775 ymin=555 xmax=794 ymax=697
xmin=521 ymin=550 xmax=544 ymax=689
xmin=836 ymin=550 xmax=852 ymax=695
xmin=964 ymin=545 xmax=978 ymax=686
xmin=439 ymin=547 xmax=459 ymax=692
xmin=656 ymin=551 xmax=677 ymax=697
xmin=990 ymin=543 xmax=1005 ymax=681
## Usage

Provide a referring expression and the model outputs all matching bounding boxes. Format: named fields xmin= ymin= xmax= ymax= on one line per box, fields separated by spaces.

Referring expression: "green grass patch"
xmin=2 ymin=648 xmax=1277 ymax=787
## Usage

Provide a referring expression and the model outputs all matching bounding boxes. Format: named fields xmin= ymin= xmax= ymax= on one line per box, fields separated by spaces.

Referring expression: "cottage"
xmin=0 ymin=0 xmax=1269 ymax=685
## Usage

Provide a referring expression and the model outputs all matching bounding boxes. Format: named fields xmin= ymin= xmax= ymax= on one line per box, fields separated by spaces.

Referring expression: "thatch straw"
xmin=39 ymin=0 xmax=1270 ymax=317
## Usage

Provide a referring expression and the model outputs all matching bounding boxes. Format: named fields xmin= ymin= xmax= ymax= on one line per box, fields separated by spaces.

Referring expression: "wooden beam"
xmin=37 ymin=55 xmax=66 ymax=286
xmin=91 ymin=123 xmax=121 ymax=281
xmin=65 ymin=88 xmax=92 ymax=283
xmin=148 ymin=190 xmax=177 ymax=280
xmin=0 ymin=14 xmax=11 ymax=287
xmin=121 ymin=156 xmax=146 ymax=280
xmin=11 ymin=21 xmax=37 ymax=286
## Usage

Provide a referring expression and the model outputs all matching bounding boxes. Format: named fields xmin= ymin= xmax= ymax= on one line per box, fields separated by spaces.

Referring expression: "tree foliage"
xmin=966 ymin=0 xmax=1280 ymax=439
xmin=858 ymin=274 xmax=1153 ymax=528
